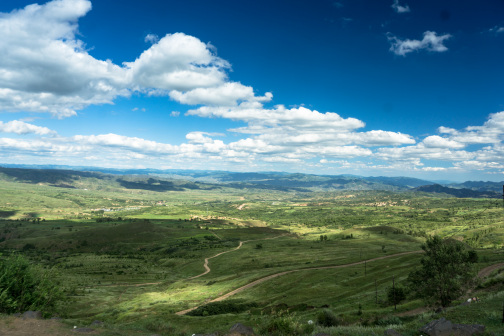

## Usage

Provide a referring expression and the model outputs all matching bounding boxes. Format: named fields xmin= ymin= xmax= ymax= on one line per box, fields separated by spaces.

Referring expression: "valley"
xmin=0 ymin=167 xmax=503 ymax=335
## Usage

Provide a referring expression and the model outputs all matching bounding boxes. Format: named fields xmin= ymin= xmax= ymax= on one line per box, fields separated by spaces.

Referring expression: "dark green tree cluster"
xmin=0 ymin=254 xmax=65 ymax=315
xmin=407 ymin=235 xmax=477 ymax=307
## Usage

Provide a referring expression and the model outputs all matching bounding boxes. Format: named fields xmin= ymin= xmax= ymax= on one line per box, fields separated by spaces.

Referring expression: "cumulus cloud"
xmin=187 ymin=102 xmax=414 ymax=158
xmin=1 ymin=111 xmax=503 ymax=176
xmin=0 ymin=120 xmax=56 ymax=135
xmin=435 ymin=111 xmax=504 ymax=145
xmin=422 ymin=135 xmax=465 ymax=149
xmin=188 ymin=104 xmax=365 ymax=130
xmin=0 ymin=137 xmax=84 ymax=153
xmin=169 ymin=82 xmax=272 ymax=106
xmin=391 ymin=0 xmax=410 ymax=13
xmin=377 ymin=145 xmax=474 ymax=162
xmin=0 ymin=1 xmax=244 ymax=117
xmin=124 ymin=33 xmax=229 ymax=92
xmin=0 ymin=0 xmax=129 ymax=118
xmin=73 ymin=133 xmax=178 ymax=154
xmin=387 ymin=31 xmax=452 ymax=56
xmin=372 ymin=111 xmax=504 ymax=176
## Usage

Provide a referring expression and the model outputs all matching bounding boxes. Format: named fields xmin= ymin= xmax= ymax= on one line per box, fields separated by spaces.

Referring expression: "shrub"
xmin=387 ymin=285 xmax=406 ymax=306
xmin=186 ymin=299 xmax=258 ymax=316
xmin=0 ymin=253 xmax=65 ymax=315
xmin=258 ymin=310 xmax=314 ymax=336
xmin=316 ymin=309 xmax=340 ymax=327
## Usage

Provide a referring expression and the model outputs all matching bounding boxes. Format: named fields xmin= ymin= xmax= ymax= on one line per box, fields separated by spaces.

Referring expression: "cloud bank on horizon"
xmin=0 ymin=0 xmax=503 ymax=181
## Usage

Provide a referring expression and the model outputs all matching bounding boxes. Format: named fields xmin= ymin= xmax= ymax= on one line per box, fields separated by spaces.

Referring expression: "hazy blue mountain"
xmin=447 ymin=181 xmax=504 ymax=193
xmin=0 ymin=164 xmax=501 ymax=195
xmin=414 ymin=184 xmax=501 ymax=198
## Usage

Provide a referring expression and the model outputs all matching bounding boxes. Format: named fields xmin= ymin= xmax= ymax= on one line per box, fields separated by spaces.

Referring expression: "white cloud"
xmin=0 ymin=120 xmax=56 ymax=135
xmin=169 ymin=82 xmax=272 ymax=106
xmin=186 ymin=131 xmax=223 ymax=144
xmin=388 ymin=31 xmax=452 ymax=56
xmin=188 ymin=104 xmax=365 ymax=130
xmin=124 ymin=33 xmax=229 ymax=92
xmin=1 ymin=110 xmax=503 ymax=177
xmin=435 ymin=111 xmax=504 ymax=145
xmin=0 ymin=0 xmax=130 ymax=118
xmin=391 ymin=0 xmax=410 ymax=13
xmin=376 ymin=144 xmax=474 ymax=162
xmin=422 ymin=135 xmax=464 ymax=149
xmin=0 ymin=137 xmax=84 ymax=153
xmin=454 ymin=160 xmax=504 ymax=170
xmin=144 ymin=34 xmax=159 ymax=44
xmin=0 ymin=1 xmax=236 ymax=118
xmin=420 ymin=167 xmax=447 ymax=172
xmin=305 ymin=145 xmax=372 ymax=158
xmin=73 ymin=133 xmax=178 ymax=154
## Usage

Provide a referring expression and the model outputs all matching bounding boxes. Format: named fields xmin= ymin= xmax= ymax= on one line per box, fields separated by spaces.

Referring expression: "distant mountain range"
xmin=0 ymin=164 xmax=502 ymax=198
xmin=414 ymin=184 xmax=501 ymax=199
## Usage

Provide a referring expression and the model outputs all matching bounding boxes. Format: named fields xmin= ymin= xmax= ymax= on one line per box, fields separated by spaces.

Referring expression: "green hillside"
xmin=0 ymin=167 xmax=503 ymax=335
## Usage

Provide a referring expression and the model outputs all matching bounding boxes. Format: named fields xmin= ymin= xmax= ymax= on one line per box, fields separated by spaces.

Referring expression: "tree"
xmin=407 ymin=236 xmax=478 ymax=307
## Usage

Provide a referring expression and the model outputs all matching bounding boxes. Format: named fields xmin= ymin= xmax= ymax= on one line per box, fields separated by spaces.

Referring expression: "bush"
xmin=316 ymin=309 xmax=340 ymax=327
xmin=387 ymin=285 xmax=406 ymax=306
xmin=258 ymin=311 xmax=314 ymax=336
xmin=0 ymin=253 xmax=65 ymax=315
xmin=186 ymin=299 xmax=258 ymax=316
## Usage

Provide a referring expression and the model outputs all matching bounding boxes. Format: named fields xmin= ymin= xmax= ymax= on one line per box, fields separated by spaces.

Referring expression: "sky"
xmin=0 ymin=0 xmax=503 ymax=182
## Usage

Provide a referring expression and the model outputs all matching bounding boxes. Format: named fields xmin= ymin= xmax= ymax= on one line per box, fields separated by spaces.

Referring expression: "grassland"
xmin=0 ymin=174 xmax=503 ymax=335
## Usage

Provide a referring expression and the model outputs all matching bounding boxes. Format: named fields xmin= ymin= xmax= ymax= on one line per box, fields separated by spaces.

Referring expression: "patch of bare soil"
xmin=0 ymin=316 xmax=97 ymax=336
xmin=478 ymin=262 xmax=504 ymax=278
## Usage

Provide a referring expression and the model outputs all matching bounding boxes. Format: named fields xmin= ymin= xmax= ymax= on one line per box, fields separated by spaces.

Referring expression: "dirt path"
xmin=175 ymin=250 xmax=423 ymax=315
xmin=188 ymin=242 xmax=244 ymax=279
xmin=189 ymin=233 xmax=289 ymax=279
xmin=110 ymin=233 xmax=289 ymax=301
xmin=478 ymin=262 xmax=504 ymax=278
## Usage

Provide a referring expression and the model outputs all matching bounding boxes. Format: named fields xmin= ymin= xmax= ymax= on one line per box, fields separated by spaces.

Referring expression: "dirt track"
xmin=188 ymin=241 xmax=244 ymax=279
xmin=478 ymin=262 xmax=504 ymax=278
xmin=175 ymin=250 xmax=424 ymax=315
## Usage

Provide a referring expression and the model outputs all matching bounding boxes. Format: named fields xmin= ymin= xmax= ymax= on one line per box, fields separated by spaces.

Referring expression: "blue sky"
xmin=0 ymin=0 xmax=503 ymax=181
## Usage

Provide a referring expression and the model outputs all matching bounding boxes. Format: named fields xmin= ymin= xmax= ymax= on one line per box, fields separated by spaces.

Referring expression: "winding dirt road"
xmin=188 ymin=241 xmax=244 ymax=279
xmin=175 ymin=250 xmax=424 ymax=315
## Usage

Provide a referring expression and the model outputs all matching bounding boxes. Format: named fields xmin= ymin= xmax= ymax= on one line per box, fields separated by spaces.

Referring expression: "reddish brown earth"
xmin=0 ymin=316 xmax=98 ymax=336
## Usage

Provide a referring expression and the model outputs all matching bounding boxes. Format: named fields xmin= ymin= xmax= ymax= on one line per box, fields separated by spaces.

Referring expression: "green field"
xmin=0 ymin=173 xmax=503 ymax=336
